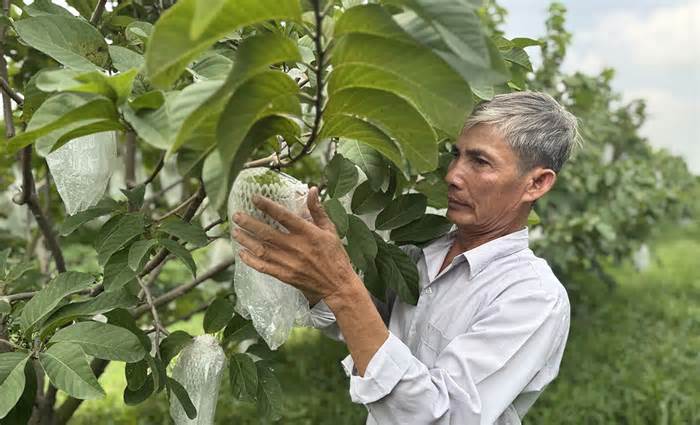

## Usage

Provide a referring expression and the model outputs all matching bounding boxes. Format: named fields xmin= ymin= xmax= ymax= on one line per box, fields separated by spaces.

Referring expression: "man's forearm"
xmin=324 ymin=274 xmax=389 ymax=376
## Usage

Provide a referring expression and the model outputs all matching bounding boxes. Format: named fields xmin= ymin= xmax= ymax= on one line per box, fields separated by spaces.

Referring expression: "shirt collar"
xmin=421 ymin=226 xmax=530 ymax=282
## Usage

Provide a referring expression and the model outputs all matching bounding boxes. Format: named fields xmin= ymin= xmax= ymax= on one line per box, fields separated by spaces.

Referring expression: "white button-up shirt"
xmin=310 ymin=227 xmax=571 ymax=425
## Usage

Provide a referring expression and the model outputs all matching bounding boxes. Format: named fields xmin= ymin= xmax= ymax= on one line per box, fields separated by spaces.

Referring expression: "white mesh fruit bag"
xmin=46 ymin=132 xmax=117 ymax=215
xmin=227 ymin=167 xmax=312 ymax=350
xmin=169 ymin=335 xmax=226 ymax=425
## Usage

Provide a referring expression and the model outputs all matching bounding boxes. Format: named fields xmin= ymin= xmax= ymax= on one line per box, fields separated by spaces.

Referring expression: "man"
xmin=231 ymin=91 xmax=579 ymax=424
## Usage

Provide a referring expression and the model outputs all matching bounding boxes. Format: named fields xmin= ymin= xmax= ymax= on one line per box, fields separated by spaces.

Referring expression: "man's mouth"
xmin=447 ymin=197 xmax=471 ymax=208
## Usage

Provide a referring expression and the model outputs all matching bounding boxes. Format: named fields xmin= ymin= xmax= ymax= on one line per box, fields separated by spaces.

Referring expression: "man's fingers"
xmin=252 ymin=195 xmax=311 ymax=233
xmin=307 ymin=186 xmax=335 ymax=232
xmin=232 ymin=212 xmax=289 ymax=246
xmin=232 ymin=227 xmax=268 ymax=258
xmin=237 ymin=248 xmax=295 ymax=284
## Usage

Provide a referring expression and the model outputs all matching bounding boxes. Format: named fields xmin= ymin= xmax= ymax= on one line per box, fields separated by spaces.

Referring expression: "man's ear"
xmin=521 ymin=168 xmax=557 ymax=203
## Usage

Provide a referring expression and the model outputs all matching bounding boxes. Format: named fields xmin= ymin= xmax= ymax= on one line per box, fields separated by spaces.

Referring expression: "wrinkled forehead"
xmin=456 ymin=123 xmax=517 ymax=161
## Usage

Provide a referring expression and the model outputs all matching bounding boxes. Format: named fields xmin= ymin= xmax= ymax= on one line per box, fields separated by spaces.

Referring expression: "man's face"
xmin=444 ymin=124 xmax=529 ymax=232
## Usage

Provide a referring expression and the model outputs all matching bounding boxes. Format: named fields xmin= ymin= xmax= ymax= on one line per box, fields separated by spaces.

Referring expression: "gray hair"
xmin=462 ymin=91 xmax=581 ymax=173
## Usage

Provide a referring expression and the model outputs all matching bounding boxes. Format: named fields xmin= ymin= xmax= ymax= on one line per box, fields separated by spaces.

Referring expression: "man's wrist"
xmin=324 ymin=273 xmax=366 ymax=313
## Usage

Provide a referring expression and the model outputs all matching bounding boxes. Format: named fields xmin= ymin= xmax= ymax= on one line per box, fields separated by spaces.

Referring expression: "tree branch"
xmin=136 ymin=276 xmax=166 ymax=358
xmin=0 ymin=77 xmax=23 ymax=106
xmin=143 ymin=153 xmax=165 ymax=186
xmin=133 ymin=257 xmax=235 ymax=316
xmin=89 ymin=0 xmax=108 ymax=25
xmin=280 ymin=0 xmax=326 ymax=168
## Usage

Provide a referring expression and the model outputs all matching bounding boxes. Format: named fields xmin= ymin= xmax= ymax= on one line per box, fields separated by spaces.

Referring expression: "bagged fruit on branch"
xmin=46 ymin=132 xmax=118 ymax=215
xmin=227 ymin=167 xmax=313 ymax=350
xmin=169 ymin=335 xmax=226 ymax=425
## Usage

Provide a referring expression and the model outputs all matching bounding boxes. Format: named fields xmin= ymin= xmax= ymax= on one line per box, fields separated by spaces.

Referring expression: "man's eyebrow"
xmin=462 ymin=148 xmax=493 ymax=160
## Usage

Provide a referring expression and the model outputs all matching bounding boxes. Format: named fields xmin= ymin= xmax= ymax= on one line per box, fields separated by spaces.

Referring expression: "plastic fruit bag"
xmin=169 ymin=335 xmax=226 ymax=425
xmin=46 ymin=132 xmax=117 ymax=215
xmin=227 ymin=168 xmax=312 ymax=350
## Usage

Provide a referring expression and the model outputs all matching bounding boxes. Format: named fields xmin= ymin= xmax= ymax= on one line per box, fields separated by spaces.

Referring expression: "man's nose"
xmin=444 ymin=163 xmax=465 ymax=189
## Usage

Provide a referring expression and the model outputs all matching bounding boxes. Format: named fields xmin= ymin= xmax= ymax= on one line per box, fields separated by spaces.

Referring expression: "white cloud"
xmin=572 ymin=1 xmax=700 ymax=69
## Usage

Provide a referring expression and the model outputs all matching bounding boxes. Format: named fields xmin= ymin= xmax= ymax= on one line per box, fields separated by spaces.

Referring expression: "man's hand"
xmin=231 ymin=186 xmax=358 ymax=305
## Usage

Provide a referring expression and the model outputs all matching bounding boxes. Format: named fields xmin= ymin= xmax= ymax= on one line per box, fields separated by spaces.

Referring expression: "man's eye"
xmin=472 ymin=157 xmax=489 ymax=166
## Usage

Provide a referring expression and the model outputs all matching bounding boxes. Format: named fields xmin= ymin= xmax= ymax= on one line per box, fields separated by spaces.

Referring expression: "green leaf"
xmin=527 ymin=209 xmax=541 ymax=226
xmin=222 ymin=316 xmax=258 ymax=347
xmin=170 ymin=32 xmax=301 ymax=156
xmin=345 ymin=216 xmax=378 ymax=271
xmin=190 ymin=0 xmax=227 ymax=39
xmin=167 ymin=377 xmax=197 ymax=420
xmin=24 ymin=0 xmax=73 ymax=17
xmin=97 ymin=213 xmax=145 ymax=266
xmin=121 ymin=184 xmax=146 ymax=212
xmin=159 ymin=239 xmax=196 ymax=277
xmin=36 ymin=68 xmax=138 ymax=105
xmin=0 ymin=353 xmax=29 ymax=419
xmin=157 ymin=218 xmax=208 ymax=247
xmin=229 ymin=353 xmax=258 ymax=402
xmin=0 ymin=301 xmax=9 ymax=315
xmin=375 ymin=193 xmax=428 ymax=230
xmin=392 ymin=0 xmax=488 ymax=65
xmin=124 ymin=360 xmax=148 ymax=391
xmin=123 ymin=371 xmax=154 ymax=405
xmin=396 ymin=9 xmax=509 ymax=86
xmin=66 ymin=0 xmax=98 ymax=19
xmin=105 ymin=309 xmax=151 ymax=352
xmin=255 ymin=363 xmax=283 ymax=421
xmin=203 ymin=297 xmax=235 ymax=334
xmin=350 ymin=181 xmax=392 ymax=215
xmin=374 ymin=236 xmax=420 ymax=305
xmin=145 ymin=0 xmax=301 ymax=87
xmin=217 ymin=70 xmax=300 ymax=169
xmin=323 ymin=199 xmax=349 ymax=238
xmin=189 ymin=53 xmax=233 ymax=81
xmin=159 ymin=331 xmax=193 ymax=366
xmin=332 ymin=7 xmax=473 ymax=137
xmin=39 ymin=342 xmax=105 ymax=400
xmin=323 ymin=88 xmax=437 ymax=174
xmin=20 ymin=272 xmax=96 ymax=334
xmin=108 ymin=45 xmax=144 ymax=73
xmin=13 ymin=15 xmax=109 ymax=71
xmin=324 ymin=154 xmax=359 ymax=199
xmin=337 ymin=140 xmax=389 ymax=191
xmin=8 ymin=93 xmax=122 ymax=155
xmin=102 ymin=249 xmax=137 ymax=292
xmin=127 ymin=239 xmax=159 ymax=272
xmin=129 ymin=91 xmax=165 ymax=112
xmin=390 ymin=214 xmax=453 ymax=244
xmin=39 ymin=289 xmax=138 ymax=339
xmin=0 ymin=359 xmax=36 ymax=425
xmin=49 ymin=321 xmax=146 ymax=362
xmin=501 ymin=47 xmax=532 ymax=71
xmin=415 ymin=174 xmax=448 ymax=209
xmin=59 ymin=197 xmax=121 ymax=236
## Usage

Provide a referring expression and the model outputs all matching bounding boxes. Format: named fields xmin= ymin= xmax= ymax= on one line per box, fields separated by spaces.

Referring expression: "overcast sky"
xmin=499 ymin=0 xmax=700 ymax=174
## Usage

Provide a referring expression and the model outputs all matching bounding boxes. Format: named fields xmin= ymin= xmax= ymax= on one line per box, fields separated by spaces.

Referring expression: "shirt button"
xmin=424 ymin=287 xmax=433 ymax=295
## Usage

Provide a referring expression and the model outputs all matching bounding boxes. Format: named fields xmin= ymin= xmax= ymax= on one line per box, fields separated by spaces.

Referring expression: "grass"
xmin=71 ymin=222 xmax=700 ymax=424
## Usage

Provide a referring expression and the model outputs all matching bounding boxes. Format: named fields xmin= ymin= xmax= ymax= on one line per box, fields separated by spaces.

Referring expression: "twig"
xmin=89 ymin=0 xmax=108 ymax=25
xmin=124 ymin=131 xmax=137 ymax=189
xmin=242 ymin=150 xmax=289 ymax=169
xmin=14 ymin=147 xmax=67 ymax=273
xmin=136 ymin=277 xmax=164 ymax=358
xmin=143 ymin=153 xmax=165 ymax=186
xmin=143 ymin=177 xmax=184 ymax=206
xmin=154 ymin=188 xmax=201 ymax=221
xmin=133 ymin=257 xmax=235 ymax=316
xmin=0 ymin=77 xmax=23 ymax=105
xmin=203 ymin=218 xmax=225 ymax=233
xmin=280 ymin=0 xmax=326 ymax=168
xmin=139 ymin=184 xmax=206 ymax=277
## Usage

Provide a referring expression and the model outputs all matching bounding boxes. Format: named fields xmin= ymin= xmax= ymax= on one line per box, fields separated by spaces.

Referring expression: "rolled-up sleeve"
xmin=341 ymin=290 xmax=570 ymax=425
